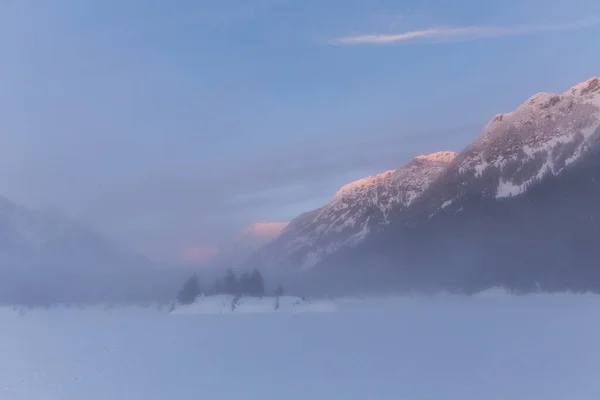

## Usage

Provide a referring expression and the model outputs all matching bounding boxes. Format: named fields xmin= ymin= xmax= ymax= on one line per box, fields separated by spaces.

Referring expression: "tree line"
xmin=176 ymin=268 xmax=284 ymax=305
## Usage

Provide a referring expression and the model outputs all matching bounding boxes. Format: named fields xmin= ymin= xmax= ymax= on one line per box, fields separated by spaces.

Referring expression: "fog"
xmin=3 ymin=293 xmax=600 ymax=400
xmin=2 ymin=2 xmax=600 ymax=400
xmin=1 ymin=1 xmax=599 ymax=305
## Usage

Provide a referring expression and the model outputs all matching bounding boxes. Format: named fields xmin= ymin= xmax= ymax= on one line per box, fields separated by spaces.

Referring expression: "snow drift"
xmin=170 ymin=295 xmax=337 ymax=315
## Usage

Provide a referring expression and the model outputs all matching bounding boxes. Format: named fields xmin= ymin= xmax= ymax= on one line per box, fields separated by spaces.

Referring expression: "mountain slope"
xmin=235 ymin=222 xmax=289 ymax=251
xmin=0 ymin=197 xmax=183 ymax=305
xmin=217 ymin=222 xmax=289 ymax=268
xmin=252 ymin=151 xmax=456 ymax=270
xmin=305 ymin=77 xmax=600 ymax=295
xmin=418 ymin=77 xmax=600 ymax=215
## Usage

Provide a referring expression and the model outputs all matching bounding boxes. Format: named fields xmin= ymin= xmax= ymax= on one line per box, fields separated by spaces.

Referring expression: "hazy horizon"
xmin=1 ymin=0 xmax=599 ymax=262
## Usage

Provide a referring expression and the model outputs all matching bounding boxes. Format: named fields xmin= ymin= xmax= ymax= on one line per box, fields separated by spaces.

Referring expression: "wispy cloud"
xmin=332 ymin=16 xmax=600 ymax=45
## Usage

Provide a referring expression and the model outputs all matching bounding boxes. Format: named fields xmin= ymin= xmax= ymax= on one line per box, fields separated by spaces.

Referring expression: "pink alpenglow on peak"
xmin=257 ymin=150 xmax=457 ymax=269
xmin=218 ymin=222 xmax=290 ymax=267
xmin=237 ymin=222 xmax=289 ymax=240
xmin=568 ymin=77 xmax=600 ymax=96
xmin=332 ymin=170 xmax=395 ymax=201
xmin=333 ymin=152 xmax=457 ymax=202
xmin=415 ymin=151 xmax=458 ymax=163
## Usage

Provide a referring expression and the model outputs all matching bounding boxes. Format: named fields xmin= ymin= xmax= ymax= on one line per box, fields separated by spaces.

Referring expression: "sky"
xmin=0 ymin=0 xmax=599 ymax=261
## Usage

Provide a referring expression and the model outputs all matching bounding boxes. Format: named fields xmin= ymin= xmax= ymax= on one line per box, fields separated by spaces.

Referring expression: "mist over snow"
xmin=2 ymin=77 xmax=600 ymax=304
xmin=2 ymin=292 xmax=600 ymax=400
xmin=2 ymin=1 xmax=600 ymax=398
xmin=170 ymin=294 xmax=337 ymax=314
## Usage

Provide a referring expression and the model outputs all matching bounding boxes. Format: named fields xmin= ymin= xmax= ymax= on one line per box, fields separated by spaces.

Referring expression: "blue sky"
xmin=0 ymin=0 xmax=599 ymax=260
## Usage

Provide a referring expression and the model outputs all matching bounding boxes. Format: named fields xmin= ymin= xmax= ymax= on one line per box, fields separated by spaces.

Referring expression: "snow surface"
xmin=3 ymin=292 xmax=600 ymax=400
xmin=171 ymin=295 xmax=337 ymax=314
xmin=496 ymin=178 xmax=524 ymax=198
xmin=441 ymin=199 xmax=453 ymax=209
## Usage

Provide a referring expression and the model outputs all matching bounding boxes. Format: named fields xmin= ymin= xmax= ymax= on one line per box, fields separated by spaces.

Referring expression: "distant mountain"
xmin=0 ymin=198 xmax=122 ymax=265
xmin=250 ymin=151 xmax=456 ymax=271
xmin=0 ymin=197 xmax=183 ymax=305
xmin=304 ymin=77 xmax=600 ymax=295
xmin=236 ymin=222 xmax=289 ymax=250
xmin=212 ymin=222 xmax=288 ymax=269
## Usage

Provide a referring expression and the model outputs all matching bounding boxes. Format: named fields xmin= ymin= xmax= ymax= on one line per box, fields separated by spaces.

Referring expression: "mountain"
xmin=0 ymin=198 xmax=121 ymax=264
xmin=198 ymin=222 xmax=290 ymax=271
xmin=221 ymin=222 xmax=289 ymax=267
xmin=0 ymin=197 xmax=183 ymax=305
xmin=421 ymin=76 xmax=600 ymax=212
xmin=236 ymin=222 xmax=289 ymax=250
xmin=304 ymin=77 xmax=600 ymax=295
xmin=251 ymin=151 xmax=457 ymax=271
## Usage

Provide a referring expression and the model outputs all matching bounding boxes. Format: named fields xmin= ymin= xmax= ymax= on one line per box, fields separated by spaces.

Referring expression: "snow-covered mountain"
xmin=468 ymin=78 xmax=599 ymax=199
xmin=225 ymin=222 xmax=288 ymax=266
xmin=208 ymin=222 xmax=289 ymax=269
xmin=0 ymin=198 xmax=122 ymax=264
xmin=235 ymin=222 xmax=289 ymax=250
xmin=253 ymin=151 xmax=456 ymax=270
xmin=305 ymin=77 xmax=600 ymax=295
xmin=419 ymin=77 xmax=600 ymax=215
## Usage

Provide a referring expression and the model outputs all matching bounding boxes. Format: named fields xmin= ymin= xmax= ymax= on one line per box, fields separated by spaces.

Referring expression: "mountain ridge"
xmin=247 ymin=76 xmax=600 ymax=295
xmin=251 ymin=151 xmax=457 ymax=270
xmin=0 ymin=196 xmax=185 ymax=305
xmin=411 ymin=76 xmax=600 ymax=217
xmin=302 ymin=76 xmax=600 ymax=295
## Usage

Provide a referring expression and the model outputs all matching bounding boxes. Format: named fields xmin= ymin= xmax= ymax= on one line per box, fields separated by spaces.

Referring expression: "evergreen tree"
xmin=249 ymin=269 xmax=265 ymax=297
xmin=274 ymin=284 xmax=285 ymax=297
xmin=177 ymin=274 xmax=200 ymax=305
xmin=223 ymin=268 xmax=239 ymax=295
xmin=209 ymin=277 xmax=222 ymax=294
xmin=239 ymin=272 xmax=251 ymax=295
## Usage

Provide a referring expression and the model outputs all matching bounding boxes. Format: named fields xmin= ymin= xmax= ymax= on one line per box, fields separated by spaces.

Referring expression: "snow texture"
xmin=3 ymin=293 xmax=600 ymax=400
xmin=262 ymin=151 xmax=457 ymax=269
xmin=441 ymin=199 xmax=453 ymax=209
xmin=454 ymin=78 xmax=600 ymax=199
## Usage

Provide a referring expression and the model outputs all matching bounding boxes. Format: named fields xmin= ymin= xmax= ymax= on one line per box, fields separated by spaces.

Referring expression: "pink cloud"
xmin=181 ymin=245 xmax=219 ymax=262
